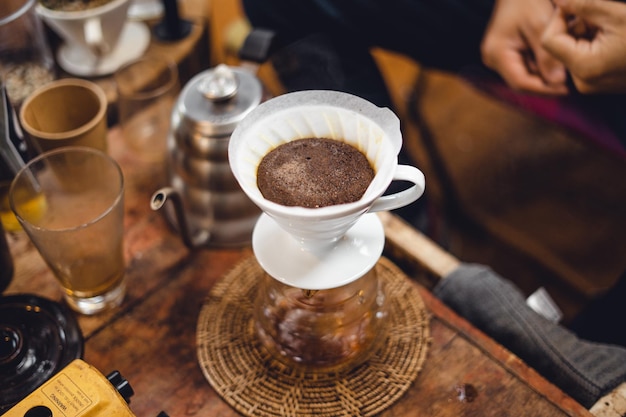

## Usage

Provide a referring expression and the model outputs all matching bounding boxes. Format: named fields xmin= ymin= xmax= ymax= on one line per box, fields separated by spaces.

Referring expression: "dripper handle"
xmin=368 ymin=165 xmax=425 ymax=213
xmin=84 ymin=17 xmax=109 ymax=56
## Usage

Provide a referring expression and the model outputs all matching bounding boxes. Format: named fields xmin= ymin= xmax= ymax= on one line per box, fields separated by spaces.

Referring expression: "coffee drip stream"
xmin=227 ymin=90 xmax=426 ymax=369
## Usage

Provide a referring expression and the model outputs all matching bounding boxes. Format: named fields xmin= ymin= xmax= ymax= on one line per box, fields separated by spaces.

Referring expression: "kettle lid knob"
xmin=173 ymin=65 xmax=262 ymax=137
xmin=197 ymin=64 xmax=238 ymax=101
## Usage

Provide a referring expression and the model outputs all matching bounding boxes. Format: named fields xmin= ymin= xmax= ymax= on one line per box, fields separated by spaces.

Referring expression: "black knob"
xmin=153 ymin=0 xmax=192 ymax=41
xmin=24 ymin=406 xmax=53 ymax=417
xmin=106 ymin=370 xmax=135 ymax=404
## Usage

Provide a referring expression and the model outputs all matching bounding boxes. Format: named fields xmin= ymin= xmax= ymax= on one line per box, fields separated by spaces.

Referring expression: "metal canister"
xmin=151 ymin=64 xmax=263 ymax=248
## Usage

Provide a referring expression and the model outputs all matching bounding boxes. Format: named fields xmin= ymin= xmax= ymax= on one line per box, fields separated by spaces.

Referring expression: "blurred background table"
xmin=3 ymin=121 xmax=593 ymax=416
xmin=44 ymin=0 xmax=211 ymax=125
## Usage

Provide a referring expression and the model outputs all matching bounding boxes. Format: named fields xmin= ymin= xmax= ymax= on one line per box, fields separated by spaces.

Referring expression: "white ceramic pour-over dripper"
xmin=229 ymin=90 xmax=426 ymax=250
xmin=36 ymin=0 xmax=129 ymax=57
xmin=36 ymin=0 xmax=150 ymax=76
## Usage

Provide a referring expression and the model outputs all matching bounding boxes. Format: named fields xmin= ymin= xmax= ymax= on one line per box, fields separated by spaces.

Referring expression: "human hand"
xmin=481 ymin=0 xmax=569 ymax=94
xmin=542 ymin=0 xmax=626 ymax=94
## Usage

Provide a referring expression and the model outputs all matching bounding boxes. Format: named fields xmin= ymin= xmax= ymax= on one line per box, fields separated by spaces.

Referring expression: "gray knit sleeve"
xmin=433 ymin=263 xmax=626 ymax=408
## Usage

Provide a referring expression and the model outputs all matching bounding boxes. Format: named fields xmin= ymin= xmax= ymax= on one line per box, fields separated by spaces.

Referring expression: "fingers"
xmin=542 ymin=0 xmax=626 ymax=93
xmin=506 ymin=67 xmax=570 ymax=94
xmin=531 ymin=39 xmax=568 ymax=86
xmin=523 ymin=5 xmax=568 ymax=86
xmin=552 ymin=0 xmax=617 ymax=21
xmin=482 ymin=35 xmax=568 ymax=94
xmin=490 ymin=48 xmax=569 ymax=94
xmin=541 ymin=1 xmax=615 ymax=75
xmin=541 ymin=7 xmax=576 ymax=64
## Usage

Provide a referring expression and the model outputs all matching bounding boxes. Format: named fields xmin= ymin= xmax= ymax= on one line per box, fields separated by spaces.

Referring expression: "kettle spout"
xmin=151 ymin=187 xmax=210 ymax=249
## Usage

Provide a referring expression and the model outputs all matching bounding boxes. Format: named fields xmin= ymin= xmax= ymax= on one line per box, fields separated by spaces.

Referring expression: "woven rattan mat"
xmin=197 ymin=255 xmax=430 ymax=417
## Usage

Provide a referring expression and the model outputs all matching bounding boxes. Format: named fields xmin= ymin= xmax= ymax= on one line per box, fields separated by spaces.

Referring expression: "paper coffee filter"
xmin=36 ymin=0 xmax=128 ymax=19
xmin=229 ymin=90 xmax=402 ymax=216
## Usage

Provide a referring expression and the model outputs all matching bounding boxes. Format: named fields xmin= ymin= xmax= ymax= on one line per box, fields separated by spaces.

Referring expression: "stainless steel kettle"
xmin=151 ymin=64 xmax=264 ymax=248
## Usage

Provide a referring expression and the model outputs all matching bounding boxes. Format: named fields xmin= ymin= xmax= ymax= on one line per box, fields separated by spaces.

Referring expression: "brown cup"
xmin=19 ymin=78 xmax=108 ymax=154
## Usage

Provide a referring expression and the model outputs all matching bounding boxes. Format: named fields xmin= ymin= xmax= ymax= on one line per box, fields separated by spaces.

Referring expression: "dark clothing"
xmin=242 ymin=0 xmax=626 ymax=152
xmin=243 ymin=0 xmax=493 ymax=109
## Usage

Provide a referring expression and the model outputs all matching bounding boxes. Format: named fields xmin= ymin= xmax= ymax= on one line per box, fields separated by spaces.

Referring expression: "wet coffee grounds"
xmin=257 ymin=138 xmax=375 ymax=208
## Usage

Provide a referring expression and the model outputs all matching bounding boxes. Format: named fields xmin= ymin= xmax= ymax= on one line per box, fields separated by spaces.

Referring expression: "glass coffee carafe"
xmin=255 ymin=265 xmax=387 ymax=370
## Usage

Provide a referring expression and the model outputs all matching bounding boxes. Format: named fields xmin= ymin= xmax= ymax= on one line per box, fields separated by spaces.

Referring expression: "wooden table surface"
xmin=3 ymin=120 xmax=594 ymax=417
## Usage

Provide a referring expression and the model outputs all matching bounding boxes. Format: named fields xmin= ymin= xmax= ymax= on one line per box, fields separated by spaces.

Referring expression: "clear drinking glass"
xmin=0 ymin=0 xmax=55 ymax=109
xmin=9 ymin=146 xmax=126 ymax=314
xmin=0 ymin=219 xmax=13 ymax=292
xmin=1 ymin=180 xmax=22 ymax=232
xmin=115 ymin=54 xmax=179 ymax=163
